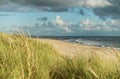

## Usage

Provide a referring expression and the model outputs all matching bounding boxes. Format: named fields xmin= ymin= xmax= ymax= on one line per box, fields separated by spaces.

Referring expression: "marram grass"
xmin=0 ymin=33 xmax=120 ymax=79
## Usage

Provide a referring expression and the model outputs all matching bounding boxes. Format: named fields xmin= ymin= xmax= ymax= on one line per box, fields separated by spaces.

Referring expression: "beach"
xmin=39 ymin=39 xmax=118 ymax=59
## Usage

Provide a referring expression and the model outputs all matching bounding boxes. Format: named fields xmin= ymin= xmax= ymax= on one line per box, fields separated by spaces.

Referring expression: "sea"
xmin=33 ymin=36 xmax=120 ymax=49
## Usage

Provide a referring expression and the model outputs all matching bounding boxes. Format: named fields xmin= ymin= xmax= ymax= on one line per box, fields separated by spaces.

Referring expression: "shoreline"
xmin=63 ymin=39 xmax=120 ymax=51
xmin=37 ymin=37 xmax=120 ymax=50
xmin=39 ymin=38 xmax=118 ymax=59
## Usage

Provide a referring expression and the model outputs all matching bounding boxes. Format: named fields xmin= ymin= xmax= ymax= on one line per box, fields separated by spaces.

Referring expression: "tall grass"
xmin=0 ymin=33 xmax=120 ymax=79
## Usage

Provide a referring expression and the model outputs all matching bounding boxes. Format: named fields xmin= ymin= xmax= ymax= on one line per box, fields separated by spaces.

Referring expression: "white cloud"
xmin=84 ymin=0 xmax=111 ymax=8
xmin=10 ymin=17 xmax=120 ymax=36
xmin=77 ymin=19 xmax=120 ymax=31
xmin=79 ymin=19 xmax=101 ymax=31
xmin=52 ymin=17 xmax=120 ymax=32
xmin=52 ymin=16 xmax=72 ymax=32
xmin=52 ymin=16 xmax=64 ymax=26
xmin=105 ymin=19 xmax=120 ymax=31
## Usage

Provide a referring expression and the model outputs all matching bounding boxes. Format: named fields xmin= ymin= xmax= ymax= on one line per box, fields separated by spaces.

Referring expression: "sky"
xmin=0 ymin=0 xmax=120 ymax=36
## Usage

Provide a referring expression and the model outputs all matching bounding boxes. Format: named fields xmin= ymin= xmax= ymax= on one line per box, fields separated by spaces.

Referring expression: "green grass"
xmin=0 ymin=33 xmax=120 ymax=79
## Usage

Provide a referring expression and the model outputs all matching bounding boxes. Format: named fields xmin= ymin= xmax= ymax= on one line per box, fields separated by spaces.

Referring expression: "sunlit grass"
xmin=0 ymin=33 xmax=120 ymax=79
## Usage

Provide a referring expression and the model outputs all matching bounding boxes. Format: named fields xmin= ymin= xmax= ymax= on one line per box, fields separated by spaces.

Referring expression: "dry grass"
xmin=0 ymin=33 xmax=120 ymax=79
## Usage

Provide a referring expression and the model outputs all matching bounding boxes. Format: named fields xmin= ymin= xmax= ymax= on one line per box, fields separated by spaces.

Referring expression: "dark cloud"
xmin=0 ymin=0 xmax=111 ymax=11
xmin=93 ymin=0 xmax=120 ymax=19
xmin=37 ymin=17 xmax=48 ymax=21
xmin=0 ymin=0 xmax=120 ymax=19
xmin=10 ymin=0 xmax=111 ymax=8
xmin=42 ymin=8 xmax=68 ymax=12
xmin=10 ymin=0 xmax=77 ymax=7
xmin=0 ymin=0 xmax=9 ymax=4
xmin=79 ymin=9 xmax=85 ymax=15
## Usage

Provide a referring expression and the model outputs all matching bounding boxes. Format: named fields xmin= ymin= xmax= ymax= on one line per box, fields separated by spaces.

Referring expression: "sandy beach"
xmin=39 ymin=39 xmax=118 ymax=59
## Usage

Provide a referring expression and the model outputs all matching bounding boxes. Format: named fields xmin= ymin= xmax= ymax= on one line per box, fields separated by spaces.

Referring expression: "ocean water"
xmin=61 ymin=36 xmax=120 ymax=49
xmin=35 ymin=36 xmax=120 ymax=49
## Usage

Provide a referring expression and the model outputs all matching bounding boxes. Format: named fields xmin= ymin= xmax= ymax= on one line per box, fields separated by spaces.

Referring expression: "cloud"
xmin=1 ymin=0 xmax=120 ymax=19
xmin=52 ymin=16 xmax=64 ymax=26
xmin=37 ymin=17 xmax=48 ymax=21
xmin=52 ymin=16 xmax=72 ymax=32
xmin=10 ymin=17 xmax=120 ymax=36
xmin=67 ymin=18 xmax=120 ymax=32
xmin=15 ymin=24 xmax=73 ymax=36
xmin=56 ymin=18 xmax=118 ymax=32
xmin=105 ymin=19 xmax=120 ymax=31
xmin=41 ymin=8 xmax=68 ymax=12
xmin=0 ymin=0 xmax=111 ymax=12
xmin=10 ymin=0 xmax=111 ymax=8
xmin=78 ymin=19 xmax=120 ymax=31
xmin=70 ymin=19 xmax=103 ymax=31
xmin=0 ymin=2 xmax=24 ymax=12
xmin=87 ymin=0 xmax=111 ymax=8
xmin=12 ymin=17 xmax=120 ymax=32
xmin=11 ymin=16 xmax=73 ymax=35
xmin=0 ymin=0 xmax=9 ymax=5
xmin=1 ymin=0 xmax=120 ymax=20
xmin=79 ymin=9 xmax=85 ymax=15
xmin=93 ymin=0 xmax=120 ymax=19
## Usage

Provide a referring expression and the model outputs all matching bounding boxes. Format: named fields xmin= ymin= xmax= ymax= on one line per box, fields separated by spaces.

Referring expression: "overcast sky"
xmin=0 ymin=0 xmax=120 ymax=36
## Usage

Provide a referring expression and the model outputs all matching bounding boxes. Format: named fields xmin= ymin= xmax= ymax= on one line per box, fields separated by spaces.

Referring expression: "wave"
xmin=62 ymin=37 xmax=120 ymax=48
xmin=75 ymin=39 xmax=105 ymax=47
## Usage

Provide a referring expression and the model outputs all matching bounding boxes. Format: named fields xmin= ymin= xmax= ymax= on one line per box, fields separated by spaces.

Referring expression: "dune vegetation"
xmin=0 ymin=33 xmax=120 ymax=79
